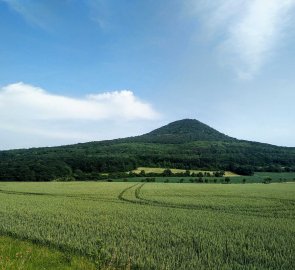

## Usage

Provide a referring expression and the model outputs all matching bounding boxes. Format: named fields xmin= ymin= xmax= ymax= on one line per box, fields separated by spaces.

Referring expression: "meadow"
xmin=116 ymin=170 xmax=295 ymax=184
xmin=131 ymin=167 xmax=239 ymax=176
xmin=0 ymin=182 xmax=294 ymax=269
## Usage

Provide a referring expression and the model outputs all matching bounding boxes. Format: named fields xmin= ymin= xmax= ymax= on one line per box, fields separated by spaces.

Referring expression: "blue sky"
xmin=0 ymin=0 xmax=295 ymax=149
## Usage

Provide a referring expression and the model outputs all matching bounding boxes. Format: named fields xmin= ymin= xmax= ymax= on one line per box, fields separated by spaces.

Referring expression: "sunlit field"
xmin=0 ymin=182 xmax=294 ymax=269
xmin=131 ymin=167 xmax=239 ymax=176
xmin=0 ymin=235 xmax=96 ymax=270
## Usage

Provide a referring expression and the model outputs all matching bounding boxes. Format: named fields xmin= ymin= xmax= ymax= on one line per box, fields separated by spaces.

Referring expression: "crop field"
xmin=111 ymin=172 xmax=295 ymax=184
xmin=131 ymin=167 xmax=239 ymax=176
xmin=0 ymin=182 xmax=294 ymax=269
xmin=0 ymin=235 xmax=96 ymax=270
xmin=112 ymin=176 xmax=295 ymax=184
xmin=227 ymin=172 xmax=295 ymax=184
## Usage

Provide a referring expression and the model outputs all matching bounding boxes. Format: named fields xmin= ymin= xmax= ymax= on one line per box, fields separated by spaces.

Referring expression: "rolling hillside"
xmin=0 ymin=119 xmax=295 ymax=181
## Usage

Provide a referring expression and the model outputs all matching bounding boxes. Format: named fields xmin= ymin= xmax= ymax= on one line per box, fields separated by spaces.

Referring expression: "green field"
xmin=0 ymin=182 xmax=294 ymax=269
xmin=111 ymin=171 xmax=295 ymax=184
xmin=0 ymin=235 xmax=95 ymax=270
xmin=228 ymin=172 xmax=295 ymax=183
xmin=131 ymin=167 xmax=239 ymax=176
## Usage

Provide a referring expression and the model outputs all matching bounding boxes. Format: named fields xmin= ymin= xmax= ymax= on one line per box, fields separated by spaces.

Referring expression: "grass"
xmin=0 ymin=182 xmax=294 ymax=269
xmin=131 ymin=167 xmax=239 ymax=176
xmin=254 ymin=171 xmax=295 ymax=179
xmin=228 ymin=172 xmax=295 ymax=183
xmin=0 ymin=235 xmax=96 ymax=270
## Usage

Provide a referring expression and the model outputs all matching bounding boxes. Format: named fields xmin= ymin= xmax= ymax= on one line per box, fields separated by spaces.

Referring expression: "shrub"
xmin=224 ymin=177 xmax=231 ymax=184
xmin=263 ymin=177 xmax=272 ymax=184
xmin=162 ymin=169 xmax=173 ymax=177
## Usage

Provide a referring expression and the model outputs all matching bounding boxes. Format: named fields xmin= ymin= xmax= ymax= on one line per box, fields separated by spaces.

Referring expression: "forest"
xmin=0 ymin=120 xmax=295 ymax=181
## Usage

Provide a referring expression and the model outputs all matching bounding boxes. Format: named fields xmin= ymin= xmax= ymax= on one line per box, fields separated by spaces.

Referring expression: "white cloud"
xmin=0 ymin=82 xmax=158 ymax=120
xmin=0 ymin=82 xmax=159 ymax=148
xmin=189 ymin=0 xmax=295 ymax=79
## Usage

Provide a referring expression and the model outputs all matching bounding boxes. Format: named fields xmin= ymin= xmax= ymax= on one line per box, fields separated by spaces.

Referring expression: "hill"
xmin=0 ymin=119 xmax=295 ymax=181
xmin=127 ymin=119 xmax=234 ymax=143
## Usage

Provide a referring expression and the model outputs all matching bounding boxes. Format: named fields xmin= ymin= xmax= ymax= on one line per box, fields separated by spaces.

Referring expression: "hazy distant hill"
xmin=1 ymin=119 xmax=295 ymax=181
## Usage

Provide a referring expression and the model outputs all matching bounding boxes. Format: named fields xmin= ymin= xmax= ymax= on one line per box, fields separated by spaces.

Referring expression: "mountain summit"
xmin=134 ymin=119 xmax=233 ymax=143
xmin=0 ymin=118 xmax=295 ymax=182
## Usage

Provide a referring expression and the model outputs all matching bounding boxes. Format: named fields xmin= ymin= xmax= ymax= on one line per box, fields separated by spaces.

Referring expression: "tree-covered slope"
xmin=127 ymin=119 xmax=234 ymax=143
xmin=1 ymin=119 xmax=295 ymax=181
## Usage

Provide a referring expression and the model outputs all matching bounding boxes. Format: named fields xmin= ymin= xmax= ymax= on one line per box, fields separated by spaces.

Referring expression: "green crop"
xmin=0 ymin=182 xmax=294 ymax=269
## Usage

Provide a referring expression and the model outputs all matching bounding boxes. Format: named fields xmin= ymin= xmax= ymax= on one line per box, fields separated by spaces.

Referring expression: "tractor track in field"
xmin=118 ymin=183 xmax=295 ymax=219
xmin=1 ymin=184 xmax=294 ymax=218
xmin=117 ymin=183 xmax=141 ymax=203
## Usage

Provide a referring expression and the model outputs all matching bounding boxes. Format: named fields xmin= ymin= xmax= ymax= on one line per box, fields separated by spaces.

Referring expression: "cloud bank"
xmin=190 ymin=0 xmax=295 ymax=79
xmin=0 ymin=82 xmax=159 ymax=148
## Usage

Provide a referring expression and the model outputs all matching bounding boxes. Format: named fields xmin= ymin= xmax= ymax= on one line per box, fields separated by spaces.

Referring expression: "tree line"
xmin=0 ymin=136 xmax=295 ymax=181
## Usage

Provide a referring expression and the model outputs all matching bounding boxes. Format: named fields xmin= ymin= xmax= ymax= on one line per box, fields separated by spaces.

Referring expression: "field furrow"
xmin=0 ymin=182 xmax=294 ymax=269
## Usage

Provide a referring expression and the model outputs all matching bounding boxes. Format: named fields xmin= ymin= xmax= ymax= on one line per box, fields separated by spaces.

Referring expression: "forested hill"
xmin=1 ymin=119 xmax=295 ymax=181
xmin=123 ymin=119 xmax=234 ymax=143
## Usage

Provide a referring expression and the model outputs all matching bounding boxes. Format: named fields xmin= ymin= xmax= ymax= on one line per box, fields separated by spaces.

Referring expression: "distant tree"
xmin=263 ymin=177 xmax=272 ymax=184
xmin=185 ymin=170 xmax=191 ymax=177
xmin=128 ymin=172 xmax=137 ymax=178
xmin=162 ymin=169 xmax=173 ymax=177
xmin=242 ymin=178 xmax=246 ymax=184
xmin=232 ymin=166 xmax=254 ymax=176
xmin=214 ymin=171 xmax=225 ymax=177
xmin=266 ymin=165 xmax=282 ymax=173
xmin=285 ymin=167 xmax=291 ymax=172
xmin=140 ymin=170 xmax=146 ymax=177
xmin=197 ymin=172 xmax=204 ymax=177
xmin=224 ymin=177 xmax=231 ymax=184
xmin=54 ymin=176 xmax=75 ymax=182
